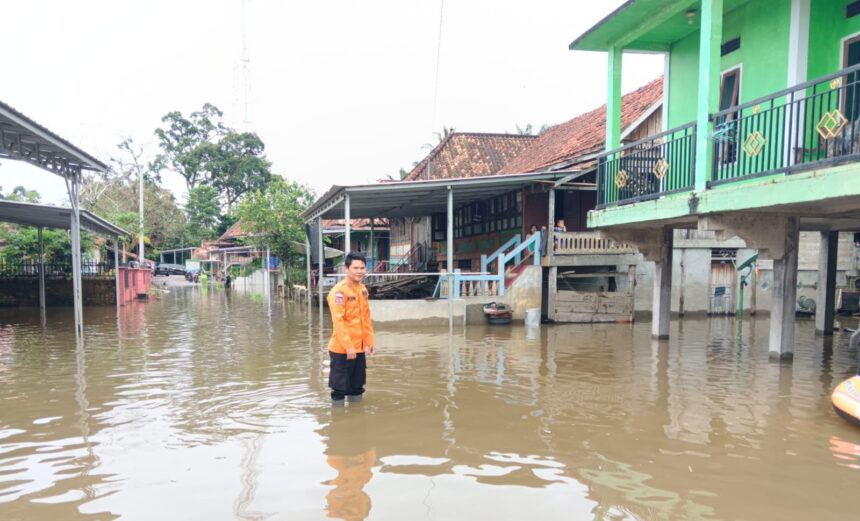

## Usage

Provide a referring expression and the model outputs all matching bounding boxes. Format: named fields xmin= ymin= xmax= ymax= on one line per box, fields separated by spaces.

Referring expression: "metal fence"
xmin=0 ymin=261 xmax=115 ymax=279
xmin=596 ymin=122 xmax=696 ymax=208
xmin=711 ymin=63 xmax=860 ymax=185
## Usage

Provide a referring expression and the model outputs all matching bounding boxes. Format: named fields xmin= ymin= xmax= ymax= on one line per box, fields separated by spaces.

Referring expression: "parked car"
xmin=155 ymin=263 xmax=186 ymax=276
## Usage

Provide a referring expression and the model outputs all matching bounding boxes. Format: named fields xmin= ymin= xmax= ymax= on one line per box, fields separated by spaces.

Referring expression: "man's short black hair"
xmin=344 ymin=251 xmax=367 ymax=267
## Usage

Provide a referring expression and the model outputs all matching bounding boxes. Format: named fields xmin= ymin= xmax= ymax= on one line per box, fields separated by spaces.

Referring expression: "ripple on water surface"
xmin=1 ymin=293 xmax=860 ymax=520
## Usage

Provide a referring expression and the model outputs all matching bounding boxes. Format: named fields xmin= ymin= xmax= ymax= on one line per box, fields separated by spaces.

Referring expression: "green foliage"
xmin=152 ymin=103 xmax=225 ymax=190
xmin=216 ymin=213 xmax=239 ymax=238
xmin=0 ymin=186 xmax=98 ymax=264
xmin=83 ymin=143 xmax=186 ymax=256
xmin=515 ymin=123 xmax=551 ymax=136
xmin=1 ymin=227 xmax=67 ymax=263
xmin=185 ymin=185 xmax=221 ymax=244
xmin=151 ymin=103 xmax=272 ymax=212
xmin=204 ymin=131 xmax=272 ymax=212
xmin=1 ymin=185 xmax=41 ymax=203
xmin=236 ymin=177 xmax=316 ymax=265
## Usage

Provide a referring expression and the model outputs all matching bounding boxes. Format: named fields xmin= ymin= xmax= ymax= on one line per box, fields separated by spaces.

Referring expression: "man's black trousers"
xmin=329 ymin=351 xmax=366 ymax=400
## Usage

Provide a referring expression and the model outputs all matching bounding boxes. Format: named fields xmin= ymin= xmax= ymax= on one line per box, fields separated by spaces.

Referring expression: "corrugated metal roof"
xmin=0 ymin=199 xmax=127 ymax=237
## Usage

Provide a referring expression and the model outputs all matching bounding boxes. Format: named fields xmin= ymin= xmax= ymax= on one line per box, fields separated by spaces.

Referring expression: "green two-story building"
xmin=572 ymin=0 xmax=860 ymax=358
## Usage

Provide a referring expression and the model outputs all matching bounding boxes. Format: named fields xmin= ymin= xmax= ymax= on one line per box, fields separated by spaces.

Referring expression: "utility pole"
xmin=139 ymin=168 xmax=145 ymax=263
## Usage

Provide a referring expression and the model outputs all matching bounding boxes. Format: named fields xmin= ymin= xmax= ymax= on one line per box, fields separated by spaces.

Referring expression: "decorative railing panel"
xmin=596 ymin=123 xmax=696 ymax=208
xmin=0 ymin=261 xmax=114 ymax=279
xmin=553 ymin=232 xmax=635 ymax=255
xmin=711 ymin=63 xmax=860 ymax=184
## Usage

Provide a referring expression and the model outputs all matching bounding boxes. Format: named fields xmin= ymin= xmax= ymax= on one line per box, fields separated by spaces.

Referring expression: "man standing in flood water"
xmin=327 ymin=251 xmax=375 ymax=406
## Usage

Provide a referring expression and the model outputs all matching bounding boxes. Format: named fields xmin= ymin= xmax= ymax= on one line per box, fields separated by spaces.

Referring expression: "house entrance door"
xmin=709 ymin=250 xmax=737 ymax=315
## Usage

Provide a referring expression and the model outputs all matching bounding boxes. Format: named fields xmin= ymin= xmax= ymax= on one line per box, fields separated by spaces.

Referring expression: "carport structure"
xmin=0 ymin=100 xmax=113 ymax=336
xmin=301 ymin=172 xmax=570 ymax=320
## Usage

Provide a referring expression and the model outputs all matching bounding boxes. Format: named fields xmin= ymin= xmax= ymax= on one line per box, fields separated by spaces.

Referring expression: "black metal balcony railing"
xmin=595 ymin=64 xmax=860 ymax=208
xmin=596 ymin=122 xmax=696 ymax=209
xmin=0 ymin=261 xmax=115 ymax=280
xmin=711 ymin=62 xmax=860 ymax=185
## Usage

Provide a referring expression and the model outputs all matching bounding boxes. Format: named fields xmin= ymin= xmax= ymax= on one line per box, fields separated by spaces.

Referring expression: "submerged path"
xmin=1 ymin=288 xmax=859 ymax=520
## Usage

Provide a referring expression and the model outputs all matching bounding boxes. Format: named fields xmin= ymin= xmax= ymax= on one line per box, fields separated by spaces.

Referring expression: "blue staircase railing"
xmin=435 ymin=232 xmax=540 ymax=299
xmin=481 ymin=234 xmax=521 ymax=274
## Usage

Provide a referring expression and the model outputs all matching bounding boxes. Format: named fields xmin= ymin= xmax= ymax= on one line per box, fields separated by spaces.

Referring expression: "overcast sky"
xmin=0 ymin=0 xmax=662 ymax=206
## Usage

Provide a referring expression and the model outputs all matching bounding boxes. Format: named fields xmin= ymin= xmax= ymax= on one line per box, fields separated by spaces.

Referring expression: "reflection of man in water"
xmin=324 ymin=410 xmax=377 ymax=521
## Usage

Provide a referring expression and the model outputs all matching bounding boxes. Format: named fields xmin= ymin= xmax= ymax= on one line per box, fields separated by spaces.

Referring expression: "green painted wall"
xmin=808 ymin=0 xmax=860 ymax=79
xmin=667 ymin=0 xmax=791 ymax=128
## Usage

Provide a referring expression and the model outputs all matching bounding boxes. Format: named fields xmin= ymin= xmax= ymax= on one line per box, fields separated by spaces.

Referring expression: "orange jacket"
xmin=327 ymin=279 xmax=375 ymax=354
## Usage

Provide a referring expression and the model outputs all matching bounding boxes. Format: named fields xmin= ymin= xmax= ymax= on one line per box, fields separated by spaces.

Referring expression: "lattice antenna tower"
xmin=240 ymin=0 xmax=252 ymax=130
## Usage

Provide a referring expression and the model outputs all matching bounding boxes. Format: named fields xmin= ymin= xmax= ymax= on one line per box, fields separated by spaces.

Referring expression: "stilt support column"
xmin=769 ymin=217 xmax=799 ymax=360
xmin=815 ymin=231 xmax=838 ymax=335
xmin=652 ymin=228 xmax=673 ymax=340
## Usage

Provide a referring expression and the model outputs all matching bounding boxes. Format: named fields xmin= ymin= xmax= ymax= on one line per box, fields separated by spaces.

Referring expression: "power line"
xmin=428 ymin=0 xmax=445 ymax=180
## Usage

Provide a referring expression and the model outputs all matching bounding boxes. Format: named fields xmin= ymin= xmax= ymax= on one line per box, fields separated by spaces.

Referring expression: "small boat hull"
xmin=832 ymin=376 xmax=860 ymax=427
xmin=483 ymin=302 xmax=513 ymax=325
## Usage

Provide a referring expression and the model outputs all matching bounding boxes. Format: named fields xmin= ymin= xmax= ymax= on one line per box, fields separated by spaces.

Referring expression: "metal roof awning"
xmin=0 ymin=100 xmax=107 ymax=177
xmin=569 ymin=0 xmax=749 ymax=53
xmin=289 ymin=241 xmax=344 ymax=260
xmin=0 ymin=199 xmax=128 ymax=237
xmin=302 ymin=171 xmax=573 ymax=222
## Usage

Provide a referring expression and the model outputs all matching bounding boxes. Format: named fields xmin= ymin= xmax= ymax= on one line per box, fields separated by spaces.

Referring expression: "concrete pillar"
xmin=694 ymin=0 xmax=723 ymax=191
xmin=652 ymin=228 xmax=673 ymax=340
xmin=606 ymin=46 xmax=622 ymax=151
xmin=815 ymin=231 xmax=838 ymax=335
xmin=344 ymin=193 xmax=351 ymax=254
xmin=769 ymin=217 xmax=800 ymax=360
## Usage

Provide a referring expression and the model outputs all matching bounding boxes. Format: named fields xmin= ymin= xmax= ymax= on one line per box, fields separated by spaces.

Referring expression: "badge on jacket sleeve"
xmin=335 ymin=292 xmax=344 ymax=305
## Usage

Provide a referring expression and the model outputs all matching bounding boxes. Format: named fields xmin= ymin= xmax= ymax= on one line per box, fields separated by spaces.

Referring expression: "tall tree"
xmin=205 ymin=131 xmax=272 ymax=213
xmin=83 ymin=141 xmax=186 ymax=256
xmin=151 ymin=104 xmax=272 ymax=212
xmin=185 ymin=185 xmax=221 ymax=244
xmin=236 ymin=177 xmax=316 ymax=264
xmin=151 ymin=103 xmax=225 ymax=190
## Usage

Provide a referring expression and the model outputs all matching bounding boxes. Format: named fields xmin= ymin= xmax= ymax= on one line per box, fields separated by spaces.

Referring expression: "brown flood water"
xmin=2 ymin=287 xmax=860 ymax=520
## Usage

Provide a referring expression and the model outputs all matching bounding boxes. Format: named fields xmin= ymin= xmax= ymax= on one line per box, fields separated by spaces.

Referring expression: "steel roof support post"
xmin=369 ymin=220 xmax=374 ymax=267
xmin=344 ymin=192 xmax=351 ymax=254
xmin=38 ymin=227 xmax=46 ymax=325
xmin=447 ymin=186 xmax=454 ymax=330
xmin=66 ymin=171 xmax=84 ymax=338
xmin=318 ymin=216 xmax=324 ymax=317
xmin=694 ymin=0 xmax=723 ymax=191
xmin=114 ymin=237 xmax=121 ymax=310
xmin=305 ymin=236 xmax=312 ymax=307
xmin=606 ymin=46 xmax=623 ymax=151
xmin=547 ymin=188 xmax=556 ymax=259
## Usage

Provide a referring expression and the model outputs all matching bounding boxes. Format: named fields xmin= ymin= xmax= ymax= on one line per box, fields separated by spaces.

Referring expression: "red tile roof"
xmin=218 ymin=221 xmax=245 ymax=242
xmin=497 ymin=77 xmax=663 ymax=175
xmin=403 ymin=133 xmax=538 ymax=181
